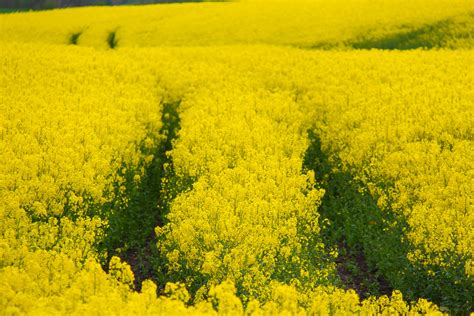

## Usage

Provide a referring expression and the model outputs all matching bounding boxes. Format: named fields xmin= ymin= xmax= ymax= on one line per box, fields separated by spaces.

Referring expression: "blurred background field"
xmin=0 ymin=0 xmax=473 ymax=49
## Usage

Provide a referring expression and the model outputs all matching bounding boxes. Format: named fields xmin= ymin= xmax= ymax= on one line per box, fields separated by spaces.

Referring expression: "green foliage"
xmin=107 ymin=30 xmax=118 ymax=49
xmin=69 ymin=31 xmax=81 ymax=44
xmin=98 ymin=102 xmax=181 ymax=290
xmin=349 ymin=13 xmax=474 ymax=50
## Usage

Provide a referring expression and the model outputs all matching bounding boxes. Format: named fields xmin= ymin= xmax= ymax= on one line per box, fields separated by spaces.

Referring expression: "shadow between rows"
xmin=349 ymin=13 xmax=474 ymax=50
xmin=98 ymin=101 xmax=182 ymax=291
xmin=306 ymin=13 xmax=474 ymax=50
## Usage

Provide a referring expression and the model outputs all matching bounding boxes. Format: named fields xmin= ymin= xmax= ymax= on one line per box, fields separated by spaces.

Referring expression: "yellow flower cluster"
xmin=0 ymin=0 xmax=472 ymax=48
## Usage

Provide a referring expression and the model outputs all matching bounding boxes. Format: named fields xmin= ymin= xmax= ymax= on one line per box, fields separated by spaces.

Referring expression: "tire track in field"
xmin=303 ymin=130 xmax=393 ymax=300
xmin=100 ymin=101 xmax=182 ymax=291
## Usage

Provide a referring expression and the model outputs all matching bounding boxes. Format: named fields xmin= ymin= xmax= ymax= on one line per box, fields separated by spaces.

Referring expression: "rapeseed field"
xmin=1 ymin=0 xmax=473 ymax=314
